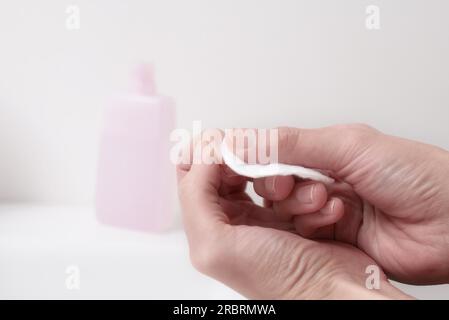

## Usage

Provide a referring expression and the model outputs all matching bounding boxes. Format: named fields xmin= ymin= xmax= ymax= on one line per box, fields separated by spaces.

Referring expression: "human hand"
xmin=243 ymin=125 xmax=449 ymax=284
xmin=177 ymin=135 xmax=411 ymax=299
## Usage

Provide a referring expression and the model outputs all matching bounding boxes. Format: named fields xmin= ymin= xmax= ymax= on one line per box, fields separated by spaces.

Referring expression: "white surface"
xmin=0 ymin=204 xmax=447 ymax=299
xmin=0 ymin=204 xmax=242 ymax=299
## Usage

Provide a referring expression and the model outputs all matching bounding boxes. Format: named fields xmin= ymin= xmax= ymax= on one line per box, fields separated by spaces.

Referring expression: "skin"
xmin=177 ymin=124 xmax=449 ymax=299
xmin=249 ymin=125 xmax=449 ymax=285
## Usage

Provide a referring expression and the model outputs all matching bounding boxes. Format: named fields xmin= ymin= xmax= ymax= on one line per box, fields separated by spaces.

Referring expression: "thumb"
xmin=225 ymin=124 xmax=380 ymax=175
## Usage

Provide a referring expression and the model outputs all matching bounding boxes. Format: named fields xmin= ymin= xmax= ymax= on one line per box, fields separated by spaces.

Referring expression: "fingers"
xmin=177 ymin=136 xmax=349 ymax=299
xmin=178 ymin=164 xmax=238 ymax=283
xmin=253 ymin=176 xmax=295 ymax=201
xmin=272 ymin=182 xmax=328 ymax=221
xmin=176 ymin=128 xmax=248 ymax=198
xmin=259 ymin=180 xmax=362 ymax=242
xmin=221 ymin=165 xmax=247 ymax=186
xmin=218 ymin=165 xmax=247 ymax=196
xmin=176 ymin=128 xmax=224 ymax=181
xmin=178 ymin=163 xmax=225 ymax=235
xmin=176 ymin=128 xmax=233 ymax=244
xmin=224 ymin=124 xmax=379 ymax=174
xmin=218 ymin=197 xmax=295 ymax=231
xmin=293 ymin=197 xmax=345 ymax=238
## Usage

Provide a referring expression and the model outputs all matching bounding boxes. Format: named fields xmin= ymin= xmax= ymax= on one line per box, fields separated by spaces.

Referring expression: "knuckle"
xmin=346 ymin=123 xmax=377 ymax=132
xmin=335 ymin=123 xmax=376 ymax=134
xmin=333 ymin=123 xmax=377 ymax=145
xmin=346 ymin=128 xmax=365 ymax=146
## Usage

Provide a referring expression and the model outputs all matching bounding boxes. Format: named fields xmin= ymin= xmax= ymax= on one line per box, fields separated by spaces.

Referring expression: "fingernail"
xmin=264 ymin=176 xmax=277 ymax=194
xmin=295 ymin=184 xmax=315 ymax=204
xmin=322 ymin=199 xmax=336 ymax=214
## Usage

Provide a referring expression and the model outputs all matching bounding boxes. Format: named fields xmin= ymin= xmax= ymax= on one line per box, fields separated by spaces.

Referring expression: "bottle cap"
xmin=132 ymin=63 xmax=157 ymax=96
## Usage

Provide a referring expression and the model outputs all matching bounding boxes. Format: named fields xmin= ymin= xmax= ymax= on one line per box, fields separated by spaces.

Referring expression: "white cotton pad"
xmin=220 ymin=142 xmax=335 ymax=184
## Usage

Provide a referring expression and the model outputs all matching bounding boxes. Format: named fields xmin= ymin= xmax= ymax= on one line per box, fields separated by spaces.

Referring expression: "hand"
xmin=244 ymin=125 xmax=449 ymax=284
xmin=177 ymin=135 xmax=411 ymax=299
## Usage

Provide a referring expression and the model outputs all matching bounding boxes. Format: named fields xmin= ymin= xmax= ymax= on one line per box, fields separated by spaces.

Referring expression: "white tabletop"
xmin=0 ymin=204 xmax=447 ymax=299
xmin=0 ymin=204 xmax=241 ymax=299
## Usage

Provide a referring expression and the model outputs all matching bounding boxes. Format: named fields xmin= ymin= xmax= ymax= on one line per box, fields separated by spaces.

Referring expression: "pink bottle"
xmin=96 ymin=64 xmax=176 ymax=232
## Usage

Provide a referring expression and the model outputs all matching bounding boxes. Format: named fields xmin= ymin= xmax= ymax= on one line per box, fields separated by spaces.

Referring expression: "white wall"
xmin=1 ymin=0 xmax=449 ymax=204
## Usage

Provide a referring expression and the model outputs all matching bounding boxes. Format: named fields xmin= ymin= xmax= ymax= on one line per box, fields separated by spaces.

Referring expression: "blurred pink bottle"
xmin=96 ymin=64 xmax=175 ymax=232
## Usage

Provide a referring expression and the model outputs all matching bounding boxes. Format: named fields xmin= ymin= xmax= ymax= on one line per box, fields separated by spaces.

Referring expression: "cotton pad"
xmin=220 ymin=142 xmax=335 ymax=184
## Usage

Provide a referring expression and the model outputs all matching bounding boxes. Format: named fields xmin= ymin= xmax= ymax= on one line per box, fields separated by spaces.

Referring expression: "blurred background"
xmin=0 ymin=0 xmax=448 ymax=299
